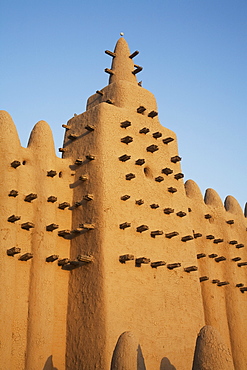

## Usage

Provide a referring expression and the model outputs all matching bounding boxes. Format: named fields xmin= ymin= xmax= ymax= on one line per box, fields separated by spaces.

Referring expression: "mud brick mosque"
xmin=1 ymin=37 xmax=246 ymax=370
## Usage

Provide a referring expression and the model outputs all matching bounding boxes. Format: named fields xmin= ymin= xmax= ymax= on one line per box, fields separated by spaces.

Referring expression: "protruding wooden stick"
xmin=136 ymin=257 xmax=150 ymax=265
xmin=121 ymin=136 xmax=133 ymax=144
xmin=152 ymin=131 xmax=162 ymax=138
xmin=119 ymin=254 xmax=135 ymax=263
xmin=236 ymin=244 xmax=244 ymax=249
xmin=155 ymin=176 xmax=164 ymax=182
xmin=21 ymin=222 xmax=34 ymax=230
xmin=79 ymin=223 xmax=95 ymax=230
xmin=167 ymin=263 xmax=181 ymax=270
xmin=139 ymin=127 xmax=149 ymax=134
xmin=19 ymin=253 xmax=33 ymax=261
xmin=165 ymin=231 xmax=179 ymax=239
xmin=168 ymin=187 xmax=177 ymax=193
xmin=47 ymin=196 xmax=57 ymax=203
xmin=47 ymin=170 xmax=57 ymax=177
xmin=105 ymin=50 xmax=116 ymax=57
xmin=85 ymin=124 xmax=95 ymax=131
xmin=199 ymin=276 xmax=209 ymax=282
xmin=79 ymin=175 xmax=89 ymax=181
xmin=77 ymin=254 xmax=93 ymax=263
xmin=237 ymin=261 xmax=247 ymax=267
xmin=11 ymin=160 xmax=21 ymax=168
xmin=176 ymin=211 xmax=186 ymax=217
xmin=197 ymin=253 xmax=206 ymax=259
xmin=46 ymin=255 xmax=59 ymax=262
xmin=7 ymin=247 xmax=21 ymax=256
xmin=105 ymin=68 xmax=114 ymax=75
xmin=163 ymin=208 xmax=174 ymax=214
xmin=58 ymin=258 xmax=70 ymax=266
xmin=240 ymin=287 xmax=247 ymax=292
xmin=184 ymin=266 xmax=198 ymax=272
xmin=213 ymin=238 xmax=224 ymax=244
xmin=181 ymin=235 xmax=193 ymax=242
xmin=135 ymin=158 xmax=145 ymax=165
xmin=129 ymin=50 xmax=139 ymax=59
xmin=170 ymin=155 xmax=181 ymax=163
xmin=58 ymin=230 xmax=71 ymax=237
xmin=120 ymin=120 xmax=131 ymax=128
xmin=137 ymin=106 xmax=146 ymax=114
xmin=83 ymin=194 xmax=94 ymax=201
xmin=148 ymin=111 xmax=158 ymax=118
xmin=119 ymin=222 xmax=131 ymax=230
xmin=174 ymin=173 xmax=184 ymax=180
xmin=151 ymin=261 xmax=166 ymax=268
xmin=209 ymin=253 xmax=218 ymax=258
xmin=119 ymin=154 xmax=131 ymax=162
xmin=212 ymin=279 xmax=220 ymax=284
xmin=46 ymin=223 xmax=59 ymax=231
xmin=162 ymin=168 xmax=173 ymax=175
xmin=136 ymin=225 xmax=149 ymax=233
xmin=135 ymin=199 xmax=144 ymax=205
xmin=96 ymin=90 xmax=103 ymax=95
xmin=121 ymin=195 xmax=130 ymax=201
xmin=215 ymin=256 xmax=226 ymax=262
xmin=105 ymin=99 xmax=113 ymax=104
xmin=146 ymin=144 xmax=159 ymax=153
xmin=8 ymin=190 xmax=18 ymax=197
xmin=58 ymin=202 xmax=70 ymax=210
xmin=125 ymin=173 xmax=135 ymax=180
xmin=163 ymin=137 xmax=174 ymax=144
xmin=206 ymin=235 xmax=215 ymax=240
xmin=75 ymin=159 xmax=83 ymax=165
xmin=217 ymin=281 xmax=229 ymax=286
xmin=24 ymin=193 xmax=37 ymax=202
xmin=62 ymin=124 xmax=71 ymax=129
xmin=151 ymin=230 xmax=163 ymax=238
xmin=132 ymin=65 xmax=143 ymax=75
xmin=8 ymin=215 xmax=21 ymax=223
xmin=86 ymin=154 xmax=96 ymax=161
xmin=68 ymin=133 xmax=79 ymax=140
xmin=150 ymin=204 xmax=159 ymax=209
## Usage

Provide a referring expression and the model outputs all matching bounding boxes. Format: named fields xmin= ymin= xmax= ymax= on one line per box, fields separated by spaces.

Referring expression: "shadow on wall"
xmin=43 ymin=356 xmax=58 ymax=370
xmin=137 ymin=344 xmax=146 ymax=369
xmin=160 ymin=357 xmax=176 ymax=370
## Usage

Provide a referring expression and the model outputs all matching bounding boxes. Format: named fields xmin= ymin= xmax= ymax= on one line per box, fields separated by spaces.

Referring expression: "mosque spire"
xmin=104 ymin=37 xmax=142 ymax=85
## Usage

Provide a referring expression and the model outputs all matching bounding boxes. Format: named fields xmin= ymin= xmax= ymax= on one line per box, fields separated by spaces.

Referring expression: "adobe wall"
xmin=1 ymin=37 xmax=246 ymax=370
xmin=185 ymin=182 xmax=247 ymax=370
xmin=0 ymin=111 xmax=72 ymax=370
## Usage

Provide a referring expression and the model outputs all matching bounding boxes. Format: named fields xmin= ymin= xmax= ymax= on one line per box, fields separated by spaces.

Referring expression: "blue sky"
xmin=1 ymin=0 xmax=246 ymax=209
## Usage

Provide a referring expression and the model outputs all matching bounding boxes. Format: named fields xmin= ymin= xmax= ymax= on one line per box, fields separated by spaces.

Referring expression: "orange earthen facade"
xmin=1 ymin=38 xmax=246 ymax=370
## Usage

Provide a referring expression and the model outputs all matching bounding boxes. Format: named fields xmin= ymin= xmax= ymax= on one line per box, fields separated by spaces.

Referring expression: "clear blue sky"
xmin=1 ymin=0 xmax=246 ymax=209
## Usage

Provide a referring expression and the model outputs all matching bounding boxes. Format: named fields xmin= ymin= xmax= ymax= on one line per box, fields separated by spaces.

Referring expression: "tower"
xmin=63 ymin=37 xmax=204 ymax=369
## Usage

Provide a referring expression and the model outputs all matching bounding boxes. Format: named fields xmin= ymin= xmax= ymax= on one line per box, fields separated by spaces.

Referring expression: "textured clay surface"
xmin=1 ymin=37 xmax=246 ymax=370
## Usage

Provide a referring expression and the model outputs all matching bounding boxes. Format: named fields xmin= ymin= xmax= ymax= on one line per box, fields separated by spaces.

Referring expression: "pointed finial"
xmin=107 ymin=37 xmax=139 ymax=84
